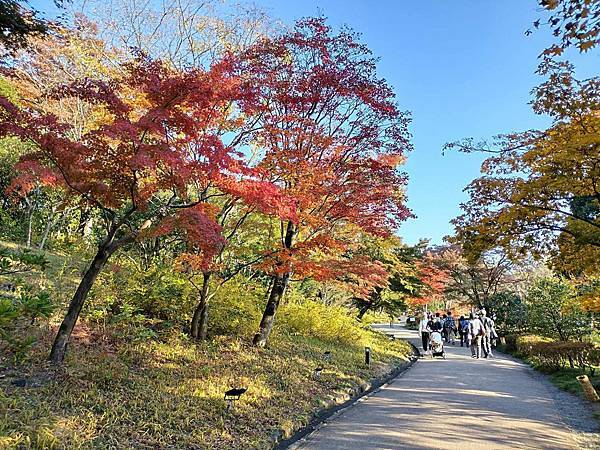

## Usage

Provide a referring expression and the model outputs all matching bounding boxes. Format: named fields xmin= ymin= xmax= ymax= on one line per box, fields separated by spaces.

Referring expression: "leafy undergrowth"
xmin=0 ymin=325 xmax=411 ymax=449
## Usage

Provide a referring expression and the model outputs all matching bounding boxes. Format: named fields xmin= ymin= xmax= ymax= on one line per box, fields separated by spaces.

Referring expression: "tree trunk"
xmin=357 ymin=303 xmax=371 ymax=320
xmin=253 ymin=272 xmax=290 ymax=347
xmin=26 ymin=201 xmax=34 ymax=247
xmin=190 ymin=272 xmax=211 ymax=340
xmin=49 ymin=235 xmax=122 ymax=364
xmin=252 ymin=221 xmax=295 ymax=347
xmin=38 ymin=204 xmax=58 ymax=250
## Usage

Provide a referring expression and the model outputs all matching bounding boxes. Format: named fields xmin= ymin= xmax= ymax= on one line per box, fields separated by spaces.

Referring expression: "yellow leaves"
xmin=580 ymin=289 xmax=600 ymax=312
xmin=580 ymin=40 xmax=596 ymax=52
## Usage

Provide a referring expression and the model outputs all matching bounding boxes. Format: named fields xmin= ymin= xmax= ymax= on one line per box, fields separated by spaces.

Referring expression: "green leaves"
xmin=526 ymin=277 xmax=590 ymax=341
xmin=16 ymin=289 xmax=54 ymax=324
xmin=0 ymin=247 xmax=48 ymax=276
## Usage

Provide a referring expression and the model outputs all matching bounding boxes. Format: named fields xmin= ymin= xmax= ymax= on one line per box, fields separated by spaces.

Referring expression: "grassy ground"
xmin=546 ymin=368 xmax=600 ymax=398
xmin=0 ymin=240 xmax=413 ymax=448
xmin=0 ymin=322 xmax=411 ymax=449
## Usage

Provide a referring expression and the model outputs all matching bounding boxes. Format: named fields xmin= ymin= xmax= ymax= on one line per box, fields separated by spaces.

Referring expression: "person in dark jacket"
xmin=458 ymin=315 xmax=469 ymax=347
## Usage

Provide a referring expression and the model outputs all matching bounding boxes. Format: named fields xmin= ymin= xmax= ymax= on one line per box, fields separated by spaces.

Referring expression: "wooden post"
xmin=577 ymin=375 xmax=599 ymax=402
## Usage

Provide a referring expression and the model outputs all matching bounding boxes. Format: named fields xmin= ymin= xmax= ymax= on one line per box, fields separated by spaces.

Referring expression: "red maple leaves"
xmin=238 ymin=17 xmax=413 ymax=282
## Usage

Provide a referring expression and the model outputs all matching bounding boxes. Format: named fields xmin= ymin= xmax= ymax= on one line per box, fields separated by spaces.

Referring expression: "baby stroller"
xmin=429 ymin=331 xmax=445 ymax=358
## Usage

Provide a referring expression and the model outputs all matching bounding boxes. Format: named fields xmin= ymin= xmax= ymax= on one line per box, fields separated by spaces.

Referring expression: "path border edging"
xmin=273 ymin=336 xmax=420 ymax=450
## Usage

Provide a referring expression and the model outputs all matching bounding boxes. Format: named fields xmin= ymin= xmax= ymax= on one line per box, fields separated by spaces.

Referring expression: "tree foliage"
xmin=238 ymin=17 xmax=412 ymax=346
xmin=0 ymin=0 xmax=61 ymax=53
xmin=531 ymin=0 xmax=600 ymax=56
xmin=448 ymin=61 xmax=600 ymax=274
xmin=526 ymin=277 xmax=590 ymax=340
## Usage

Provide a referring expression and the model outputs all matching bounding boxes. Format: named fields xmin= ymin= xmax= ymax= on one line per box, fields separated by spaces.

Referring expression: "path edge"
xmin=274 ymin=337 xmax=420 ymax=450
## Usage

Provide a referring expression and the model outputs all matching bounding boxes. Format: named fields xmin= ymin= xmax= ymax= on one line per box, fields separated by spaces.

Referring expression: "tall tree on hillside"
xmin=0 ymin=55 xmax=288 ymax=363
xmin=240 ymin=18 xmax=413 ymax=346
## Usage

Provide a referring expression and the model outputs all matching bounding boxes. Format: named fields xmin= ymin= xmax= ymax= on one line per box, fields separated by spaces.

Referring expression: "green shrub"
xmin=0 ymin=297 xmax=18 ymax=327
xmin=526 ymin=277 xmax=590 ymax=341
xmin=86 ymin=261 xmax=195 ymax=332
xmin=16 ymin=289 xmax=53 ymax=324
xmin=487 ymin=291 xmax=527 ymax=335
xmin=0 ymin=287 xmax=52 ymax=362
xmin=277 ymin=298 xmax=363 ymax=345
xmin=527 ymin=341 xmax=599 ymax=374
xmin=503 ymin=333 xmax=519 ymax=353
xmin=208 ymin=278 xmax=264 ymax=338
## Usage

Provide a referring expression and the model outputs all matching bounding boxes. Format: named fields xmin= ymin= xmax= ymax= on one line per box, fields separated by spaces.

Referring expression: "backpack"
xmin=477 ymin=318 xmax=486 ymax=336
xmin=461 ymin=320 xmax=469 ymax=332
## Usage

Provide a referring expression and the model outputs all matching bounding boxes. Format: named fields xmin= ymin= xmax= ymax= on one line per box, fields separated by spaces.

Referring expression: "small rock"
xmin=11 ymin=378 xmax=27 ymax=388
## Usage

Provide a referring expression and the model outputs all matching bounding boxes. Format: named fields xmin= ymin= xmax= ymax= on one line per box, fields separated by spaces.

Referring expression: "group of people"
xmin=418 ymin=309 xmax=498 ymax=359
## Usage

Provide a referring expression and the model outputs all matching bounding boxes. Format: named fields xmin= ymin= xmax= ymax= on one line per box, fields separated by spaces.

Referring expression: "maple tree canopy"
xmin=0 ymin=55 xmax=296 ymax=269
xmin=239 ymin=17 xmax=413 ymax=279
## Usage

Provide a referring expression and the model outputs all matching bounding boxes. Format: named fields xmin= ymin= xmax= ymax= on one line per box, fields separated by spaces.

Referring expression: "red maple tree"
xmin=239 ymin=18 xmax=413 ymax=346
xmin=0 ymin=55 xmax=289 ymax=363
xmin=407 ymin=256 xmax=450 ymax=308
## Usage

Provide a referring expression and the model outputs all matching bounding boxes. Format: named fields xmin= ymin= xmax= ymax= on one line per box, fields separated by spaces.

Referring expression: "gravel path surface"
xmin=292 ymin=326 xmax=600 ymax=450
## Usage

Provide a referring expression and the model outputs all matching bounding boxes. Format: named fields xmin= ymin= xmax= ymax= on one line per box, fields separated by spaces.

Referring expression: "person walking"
xmin=480 ymin=310 xmax=497 ymax=358
xmin=433 ymin=312 xmax=443 ymax=332
xmin=458 ymin=315 xmax=469 ymax=347
xmin=443 ymin=311 xmax=456 ymax=345
xmin=418 ymin=314 xmax=432 ymax=355
xmin=469 ymin=312 xmax=484 ymax=359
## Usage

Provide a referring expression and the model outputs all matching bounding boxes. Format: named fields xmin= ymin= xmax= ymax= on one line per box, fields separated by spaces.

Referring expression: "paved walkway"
xmin=294 ymin=326 xmax=594 ymax=450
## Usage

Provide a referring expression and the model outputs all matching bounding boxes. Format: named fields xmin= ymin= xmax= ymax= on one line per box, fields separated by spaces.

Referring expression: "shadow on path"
xmin=294 ymin=326 xmax=597 ymax=450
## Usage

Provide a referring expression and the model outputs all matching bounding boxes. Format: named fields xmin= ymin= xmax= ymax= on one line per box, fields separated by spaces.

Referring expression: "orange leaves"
xmin=407 ymin=256 xmax=450 ymax=307
xmin=217 ymin=178 xmax=298 ymax=223
xmin=155 ymin=203 xmax=226 ymax=271
xmin=581 ymin=292 xmax=600 ymax=313
xmin=0 ymin=50 xmax=291 ymax=273
xmin=240 ymin=16 xmax=412 ymax=238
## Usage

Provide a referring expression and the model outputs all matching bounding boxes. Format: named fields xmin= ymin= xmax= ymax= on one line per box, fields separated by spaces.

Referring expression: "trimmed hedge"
xmin=503 ymin=334 xmax=600 ymax=374
xmin=527 ymin=341 xmax=600 ymax=374
xmin=504 ymin=334 xmax=552 ymax=355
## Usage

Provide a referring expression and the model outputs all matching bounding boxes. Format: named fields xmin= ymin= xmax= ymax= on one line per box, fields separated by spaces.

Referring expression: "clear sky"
xmin=32 ymin=0 xmax=599 ymax=245
xmin=253 ymin=0 xmax=598 ymax=245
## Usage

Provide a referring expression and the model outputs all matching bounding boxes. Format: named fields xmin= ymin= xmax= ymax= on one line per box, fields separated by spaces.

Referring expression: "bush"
xmin=527 ymin=341 xmax=600 ymax=374
xmin=526 ymin=277 xmax=590 ymax=341
xmin=503 ymin=333 xmax=519 ymax=353
xmin=487 ymin=291 xmax=527 ymax=335
xmin=0 ymin=287 xmax=53 ymax=362
xmin=208 ymin=278 xmax=264 ymax=338
xmin=86 ymin=261 xmax=195 ymax=333
xmin=514 ymin=334 xmax=553 ymax=356
xmin=277 ymin=298 xmax=363 ymax=345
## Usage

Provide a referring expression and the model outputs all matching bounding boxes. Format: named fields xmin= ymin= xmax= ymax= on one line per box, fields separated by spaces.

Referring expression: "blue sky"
xmin=254 ymin=1 xmax=598 ymax=245
xmin=33 ymin=0 xmax=599 ymax=244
